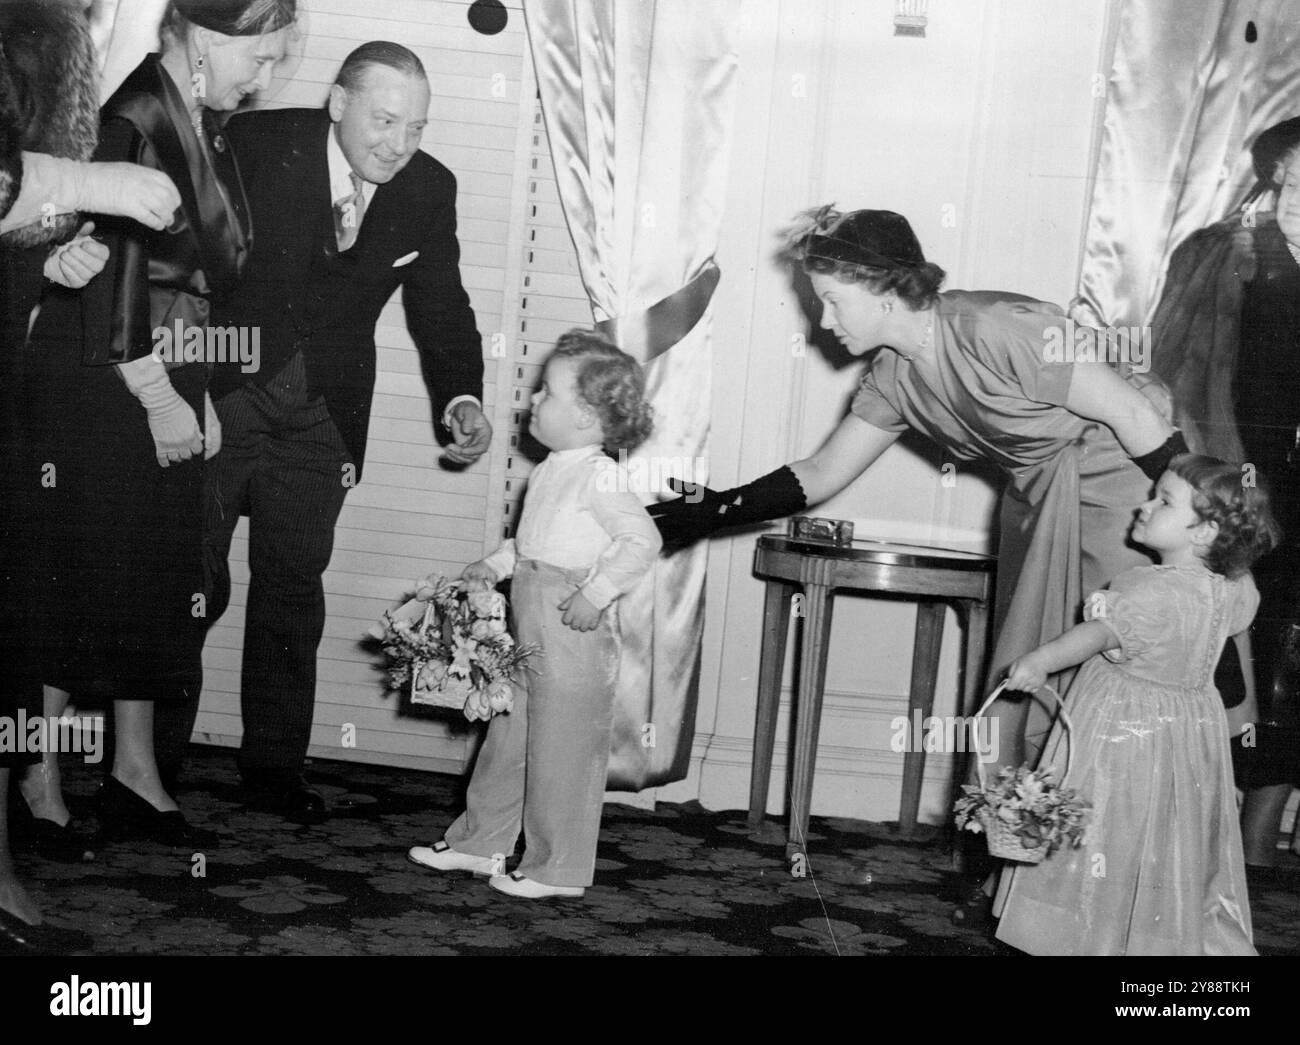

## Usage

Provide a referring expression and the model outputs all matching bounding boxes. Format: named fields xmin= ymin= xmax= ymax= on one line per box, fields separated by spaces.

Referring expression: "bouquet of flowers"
xmin=954 ymin=764 xmax=1090 ymax=864
xmin=375 ymin=574 xmax=539 ymax=721
xmin=953 ymin=682 xmax=1090 ymax=864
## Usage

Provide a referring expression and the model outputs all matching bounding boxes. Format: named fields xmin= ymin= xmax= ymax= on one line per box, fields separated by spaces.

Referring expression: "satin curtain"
xmin=523 ymin=0 xmax=740 ymax=789
xmin=89 ymin=0 xmax=170 ymax=103
xmin=1075 ymin=0 xmax=1300 ymax=328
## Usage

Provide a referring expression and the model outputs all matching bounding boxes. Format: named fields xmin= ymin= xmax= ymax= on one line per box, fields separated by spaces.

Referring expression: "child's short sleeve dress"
xmin=994 ymin=564 xmax=1259 ymax=955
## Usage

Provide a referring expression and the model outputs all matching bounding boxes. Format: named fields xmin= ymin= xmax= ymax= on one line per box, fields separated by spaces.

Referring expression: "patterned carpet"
xmin=13 ymin=745 xmax=1300 ymax=957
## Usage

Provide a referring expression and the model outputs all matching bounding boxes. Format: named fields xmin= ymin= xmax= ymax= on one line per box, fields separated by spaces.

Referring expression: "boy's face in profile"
xmin=529 ymin=356 xmax=598 ymax=451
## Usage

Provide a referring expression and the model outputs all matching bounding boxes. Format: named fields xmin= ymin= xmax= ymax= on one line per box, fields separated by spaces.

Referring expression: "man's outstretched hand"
xmin=444 ymin=401 xmax=492 ymax=465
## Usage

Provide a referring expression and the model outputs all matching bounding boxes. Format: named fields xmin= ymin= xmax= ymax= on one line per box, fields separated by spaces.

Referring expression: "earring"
xmin=881 ymin=300 xmax=894 ymax=313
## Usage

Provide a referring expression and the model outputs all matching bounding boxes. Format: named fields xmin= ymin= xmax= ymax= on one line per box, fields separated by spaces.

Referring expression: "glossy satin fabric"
xmin=1075 ymin=0 xmax=1300 ymax=330
xmin=90 ymin=0 xmax=169 ymax=102
xmin=995 ymin=565 xmax=1258 ymax=955
xmin=851 ymin=292 xmax=1157 ymax=757
xmin=523 ymin=0 xmax=740 ymax=789
xmin=80 ymin=56 xmax=251 ymax=366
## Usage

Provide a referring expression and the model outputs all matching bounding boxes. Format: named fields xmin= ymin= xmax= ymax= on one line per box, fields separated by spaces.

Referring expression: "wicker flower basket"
xmin=409 ymin=603 xmax=466 ymax=710
xmin=971 ymin=682 xmax=1074 ymax=865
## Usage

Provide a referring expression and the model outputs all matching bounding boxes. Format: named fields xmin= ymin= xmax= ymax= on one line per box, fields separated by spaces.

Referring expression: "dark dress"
xmin=1235 ymin=224 xmax=1300 ymax=784
xmin=0 ymin=242 xmax=47 ymax=768
xmin=22 ymin=55 xmax=249 ymax=705
xmin=1152 ymin=217 xmax=1300 ymax=785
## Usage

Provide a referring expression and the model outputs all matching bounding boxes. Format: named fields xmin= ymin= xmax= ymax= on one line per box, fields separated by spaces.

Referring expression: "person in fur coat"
xmin=0 ymin=0 xmax=178 ymax=954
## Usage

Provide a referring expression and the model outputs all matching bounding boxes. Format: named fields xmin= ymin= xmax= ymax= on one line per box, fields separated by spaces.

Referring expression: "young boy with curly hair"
xmin=409 ymin=329 xmax=660 ymax=898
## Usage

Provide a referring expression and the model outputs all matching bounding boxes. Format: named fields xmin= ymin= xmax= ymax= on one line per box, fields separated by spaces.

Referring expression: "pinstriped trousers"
xmin=155 ymin=353 xmax=351 ymax=778
xmin=444 ymin=559 xmax=620 ymax=888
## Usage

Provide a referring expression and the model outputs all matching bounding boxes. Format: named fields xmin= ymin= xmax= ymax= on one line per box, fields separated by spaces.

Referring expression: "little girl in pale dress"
xmin=994 ymin=454 xmax=1279 ymax=955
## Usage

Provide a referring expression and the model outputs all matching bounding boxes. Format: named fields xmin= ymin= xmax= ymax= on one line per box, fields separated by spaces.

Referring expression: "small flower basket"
xmin=953 ymin=682 xmax=1090 ymax=864
xmin=374 ymin=575 xmax=539 ymax=722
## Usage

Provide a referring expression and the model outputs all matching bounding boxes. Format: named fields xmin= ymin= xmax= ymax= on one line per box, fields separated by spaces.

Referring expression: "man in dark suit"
xmin=158 ymin=42 xmax=491 ymax=819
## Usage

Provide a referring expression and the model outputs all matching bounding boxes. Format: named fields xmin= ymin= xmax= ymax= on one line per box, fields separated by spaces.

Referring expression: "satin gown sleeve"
xmin=79 ymin=117 xmax=157 ymax=366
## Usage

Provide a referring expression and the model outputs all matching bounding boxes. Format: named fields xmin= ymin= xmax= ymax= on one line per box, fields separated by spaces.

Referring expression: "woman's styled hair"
xmin=780 ymin=204 xmax=947 ymax=310
xmin=163 ymin=0 xmax=297 ymax=45
xmin=1169 ymin=454 xmax=1281 ymax=577
xmin=551 ymin=330 xmax=654 ymax=455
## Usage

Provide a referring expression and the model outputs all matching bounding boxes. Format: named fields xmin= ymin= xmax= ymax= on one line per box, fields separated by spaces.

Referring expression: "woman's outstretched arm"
xmin=649 ymin=413 xmax=901 ymax=547
xmin=790 ymin=413 xmax=903 ymax=504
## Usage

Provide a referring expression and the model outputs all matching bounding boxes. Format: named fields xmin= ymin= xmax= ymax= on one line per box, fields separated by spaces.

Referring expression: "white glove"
xmin=70 ymin=160 xmax=181 ymax=230
xmin=117 ymin=354 xmax=204 ymax=468
xmin=204 ymin=392 xmax=222 ymax=459
xmin=43 ymin=222 xmax=110 ymax=288
xmin=7 ymin=154 xmax=181 ymax=233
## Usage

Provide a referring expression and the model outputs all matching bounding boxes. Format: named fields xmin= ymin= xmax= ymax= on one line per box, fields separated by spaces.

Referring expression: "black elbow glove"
xmin=648 ymin=465 xmax=808 ymax=550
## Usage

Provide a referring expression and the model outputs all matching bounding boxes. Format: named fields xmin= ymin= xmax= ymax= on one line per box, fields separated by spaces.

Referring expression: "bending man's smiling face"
xmin=328 ymin=64 xmax=430 ymax=184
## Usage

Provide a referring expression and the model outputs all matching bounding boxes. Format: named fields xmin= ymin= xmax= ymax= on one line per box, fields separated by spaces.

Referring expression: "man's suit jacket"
xmin=211 ymin=106 xmax=483 ymax=479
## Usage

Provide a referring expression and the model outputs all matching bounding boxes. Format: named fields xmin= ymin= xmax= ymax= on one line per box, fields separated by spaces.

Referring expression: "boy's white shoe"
xmin=408 ymin=841 xmax=500 ymax=876
xmin=488 ymin=872 xmax=585 ymax=899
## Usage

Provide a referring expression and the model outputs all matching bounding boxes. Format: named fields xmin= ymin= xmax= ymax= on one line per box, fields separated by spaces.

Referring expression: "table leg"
xmin=899 ymin=600 xmax=945 ymax=836
xmin=787 ymin=582 xmax=834 ymax=859
xmin=951 ymin=597 xmax=990 ymax=869
xmin=749 ymin=580 xmax=795 ymax=831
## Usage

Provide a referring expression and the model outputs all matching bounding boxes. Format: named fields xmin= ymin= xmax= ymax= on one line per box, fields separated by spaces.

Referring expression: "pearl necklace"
xmin=904 ymin=310 xmax=935 ymax=362
xmin=1288 ymin=241 xmax=1300 ymax=267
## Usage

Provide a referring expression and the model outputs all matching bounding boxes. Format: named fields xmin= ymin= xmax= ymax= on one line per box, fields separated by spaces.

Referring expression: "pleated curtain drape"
xmin=1075 ymin=0 xmax=1300 ymax=329
xmin=522 ymin=0 xmax=741 ymax=789
xmin=89 ymin=0 xmax=170 ymax=103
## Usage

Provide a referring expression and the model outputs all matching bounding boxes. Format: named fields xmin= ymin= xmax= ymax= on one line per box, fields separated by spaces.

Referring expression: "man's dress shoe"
xmin=239 ymin=773 xmax=328 ymax=822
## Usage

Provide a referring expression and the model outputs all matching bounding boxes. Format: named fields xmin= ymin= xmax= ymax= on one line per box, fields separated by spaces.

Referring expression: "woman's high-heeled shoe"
xmin=0 ymin=906 xmax=94 ymax=955
xmin=94 ymin=776 xmax=217 ymax=849
xmin=8 ymin=792 xmax=91 ymax=862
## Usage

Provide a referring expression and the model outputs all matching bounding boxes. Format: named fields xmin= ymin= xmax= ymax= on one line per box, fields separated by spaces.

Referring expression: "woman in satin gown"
xmin=17 ymin=0 xmax=295 ymax=850
xmin=653 ymin=207 xmax=1182 ymax=763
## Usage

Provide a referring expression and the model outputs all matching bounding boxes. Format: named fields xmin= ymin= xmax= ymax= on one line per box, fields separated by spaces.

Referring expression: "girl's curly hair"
xmin=1169 ymin=454 xmax=1282 ymax=577
xmin=552 ymin=329 xmax=654 ymax=454
xmin=778 ymin=204 xmax=947 ymax=311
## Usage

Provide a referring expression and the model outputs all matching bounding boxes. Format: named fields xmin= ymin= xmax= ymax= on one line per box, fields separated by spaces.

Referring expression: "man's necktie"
xmin=333 ymin=171 xmax=366 ymax=252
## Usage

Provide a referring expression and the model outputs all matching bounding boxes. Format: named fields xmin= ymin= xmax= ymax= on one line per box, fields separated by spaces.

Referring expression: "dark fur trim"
xmin=0 ymin=0 xmax=99 ymax=246
xmin=0 ymin=38 xmax=23 ymax=220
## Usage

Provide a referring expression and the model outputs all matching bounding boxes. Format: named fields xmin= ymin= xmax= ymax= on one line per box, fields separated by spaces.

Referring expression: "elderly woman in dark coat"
xmin=16 ymin=0 xmax=295 ymax=855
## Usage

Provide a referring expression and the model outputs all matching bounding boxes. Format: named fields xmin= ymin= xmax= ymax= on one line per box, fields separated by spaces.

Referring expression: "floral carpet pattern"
xmin=17 ymin=747 xmax=1300 ymax=957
